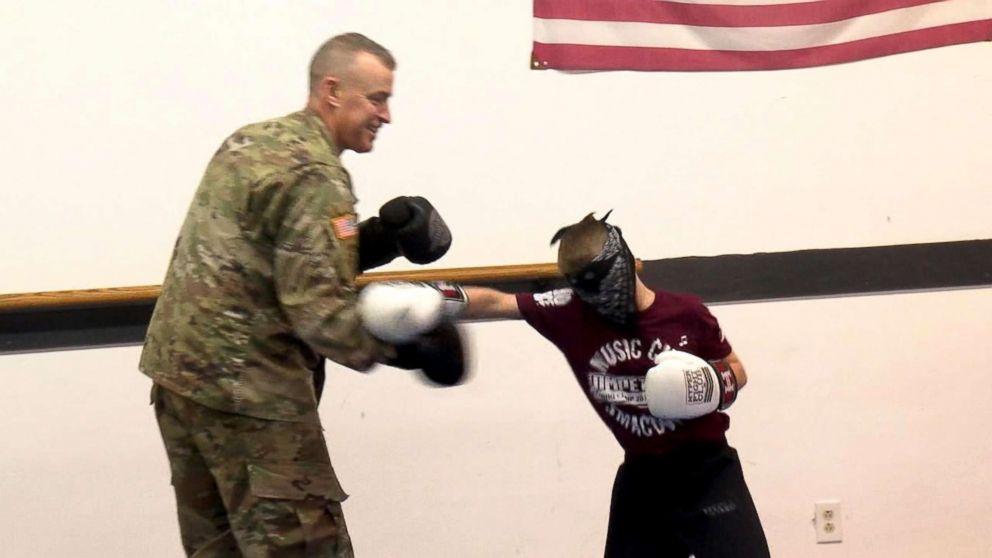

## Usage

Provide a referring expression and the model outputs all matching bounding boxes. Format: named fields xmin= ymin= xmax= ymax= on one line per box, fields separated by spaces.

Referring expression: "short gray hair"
xmin=309 ymin=32 xmax=396 ymax=94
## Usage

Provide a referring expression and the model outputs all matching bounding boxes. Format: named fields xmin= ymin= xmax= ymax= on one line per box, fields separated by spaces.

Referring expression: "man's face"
xmin=332 ymin=51 xmax=394 ymax=153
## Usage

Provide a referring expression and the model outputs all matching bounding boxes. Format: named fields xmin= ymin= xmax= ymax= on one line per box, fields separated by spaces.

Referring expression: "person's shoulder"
xmin=656 ymin=288 xmax=703 ymax=305
xmin=518 ymin=288 xmax=583 ymax=319
xmin=224 ymin=112 xmax=297 ymax=142
xmin=215 ymin=111 xmax=340 ymax=172
xmin=232 ymin=111 xmax=310 ymax=136
xmin=529 ymin=288 xmax=579 ymax=310
xmin=516 ymin=288 xmax=587 ymax=336
xmin=651 ymin=288 xmax=710 ymax=316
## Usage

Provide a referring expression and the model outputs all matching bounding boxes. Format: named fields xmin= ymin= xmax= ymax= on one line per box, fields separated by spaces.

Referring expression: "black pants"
xmin=604 ymin=443 xmax=770 ymax=558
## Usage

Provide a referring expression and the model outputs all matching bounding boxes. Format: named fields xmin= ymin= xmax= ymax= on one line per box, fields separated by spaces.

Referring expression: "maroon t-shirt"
xmin=517 ymin=288 xmax=733 ymax=456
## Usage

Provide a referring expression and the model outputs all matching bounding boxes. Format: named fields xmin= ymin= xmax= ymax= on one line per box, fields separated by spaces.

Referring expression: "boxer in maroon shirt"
xmin=462 ymin=212 xmax=770 ymax=558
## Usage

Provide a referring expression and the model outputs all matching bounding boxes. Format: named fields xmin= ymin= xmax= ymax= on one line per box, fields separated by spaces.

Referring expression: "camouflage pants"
xmin=152 ymin=384 xmax=353 ymax=558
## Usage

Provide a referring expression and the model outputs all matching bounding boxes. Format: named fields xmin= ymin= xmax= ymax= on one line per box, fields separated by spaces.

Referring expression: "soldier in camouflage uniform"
xmin=141 ymin=33 xmax=400 ymax=557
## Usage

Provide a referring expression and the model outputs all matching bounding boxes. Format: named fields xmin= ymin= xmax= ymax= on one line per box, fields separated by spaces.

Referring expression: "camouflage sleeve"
xmin=268 ymin=165 xmax=389 ymax=371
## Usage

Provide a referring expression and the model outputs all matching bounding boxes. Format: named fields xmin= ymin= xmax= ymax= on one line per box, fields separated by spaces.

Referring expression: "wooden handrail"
xmin=0 ymin=262 xmax=563 ymax=313
xmin=0 ymin=260 xmax=644 ymax=313
xmin=0 ymin=285 xmax=165 ymax=312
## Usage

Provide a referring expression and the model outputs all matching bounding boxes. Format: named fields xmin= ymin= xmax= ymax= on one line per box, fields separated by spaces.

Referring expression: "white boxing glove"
xmin=644 ymin=350 xmax=738 ymax=420
xmin=358 ymin=281 xmax=466 ymax=344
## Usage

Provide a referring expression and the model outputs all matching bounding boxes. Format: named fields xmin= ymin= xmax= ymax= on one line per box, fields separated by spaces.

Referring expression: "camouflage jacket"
xmin=140 ymin=110 xmax=387 ymax=421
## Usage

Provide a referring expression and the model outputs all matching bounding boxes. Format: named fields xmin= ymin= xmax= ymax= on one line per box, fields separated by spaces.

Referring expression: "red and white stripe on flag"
xmin=532 ymin=0 xmax=992 ymax=71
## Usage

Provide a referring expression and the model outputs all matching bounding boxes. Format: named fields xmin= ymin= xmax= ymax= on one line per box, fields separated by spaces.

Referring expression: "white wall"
xmin=1 ymin=1 xmax=991 ymax=557
xmin=3 ymin=0 xmax=990 ymax=293
xmin=4 ymin=289 xmax=992 ymax=557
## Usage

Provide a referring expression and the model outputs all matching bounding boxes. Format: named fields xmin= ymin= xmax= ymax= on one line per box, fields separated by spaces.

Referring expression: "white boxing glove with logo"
xmin=644 ymin=350 xmax=738 ymax=420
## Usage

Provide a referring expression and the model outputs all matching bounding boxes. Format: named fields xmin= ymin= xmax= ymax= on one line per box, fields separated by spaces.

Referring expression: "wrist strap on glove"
xmin=710 ymin=358 xmax=738 ymax=410
xmin=429 ymin=281 xmax=467 ymax=319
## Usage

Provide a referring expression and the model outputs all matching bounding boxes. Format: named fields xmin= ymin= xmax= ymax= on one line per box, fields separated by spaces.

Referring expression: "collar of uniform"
xmin=300 ymin=108 xmax=342 ymax=158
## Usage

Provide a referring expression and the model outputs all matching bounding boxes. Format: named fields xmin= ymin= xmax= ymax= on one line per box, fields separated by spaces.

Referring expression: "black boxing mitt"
xmin=357 ymin=216 xmax=402 ymax=271
xmin=387 ymin=322 xmax=468 ymax=387
xmin=379 ymin=196 xmax=452 ymax=264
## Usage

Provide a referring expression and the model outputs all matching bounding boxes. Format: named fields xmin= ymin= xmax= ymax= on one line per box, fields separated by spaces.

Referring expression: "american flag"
xmin=330 ymin=214 xmax=357 ymax=240
xmin=532 ymin=0 xmax=992 ymax=71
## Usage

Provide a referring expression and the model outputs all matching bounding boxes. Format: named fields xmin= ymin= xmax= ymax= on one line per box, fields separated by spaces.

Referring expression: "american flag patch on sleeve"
xmin=330 ymin=214 xmax=357 ymax=240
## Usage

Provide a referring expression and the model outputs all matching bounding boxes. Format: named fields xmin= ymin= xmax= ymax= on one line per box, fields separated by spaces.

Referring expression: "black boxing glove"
xmin=386 ymin=322 xmax=468 ymax=387
xmin=357 ymin=216 xmax=400 ymax=271
xmin=379 ymin=196 xmax=452 ymax=264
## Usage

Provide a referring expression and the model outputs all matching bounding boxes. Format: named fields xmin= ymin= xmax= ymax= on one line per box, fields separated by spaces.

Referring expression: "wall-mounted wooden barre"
xmin=0 ymin=261 xmax=643 ymax=314
xmin=0 ymin=285 xmax=166 ymax=313
xmin=0 ymin=260 xmax=643 ymax=314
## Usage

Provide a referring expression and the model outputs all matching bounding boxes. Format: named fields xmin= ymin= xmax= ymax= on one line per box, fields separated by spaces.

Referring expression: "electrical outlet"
xmin=814 ymin=500 xmax=843 ymax=543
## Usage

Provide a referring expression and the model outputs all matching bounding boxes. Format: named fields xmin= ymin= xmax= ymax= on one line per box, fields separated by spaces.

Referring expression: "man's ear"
xmin=320 ymin=76 xmax=342 ymax=108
